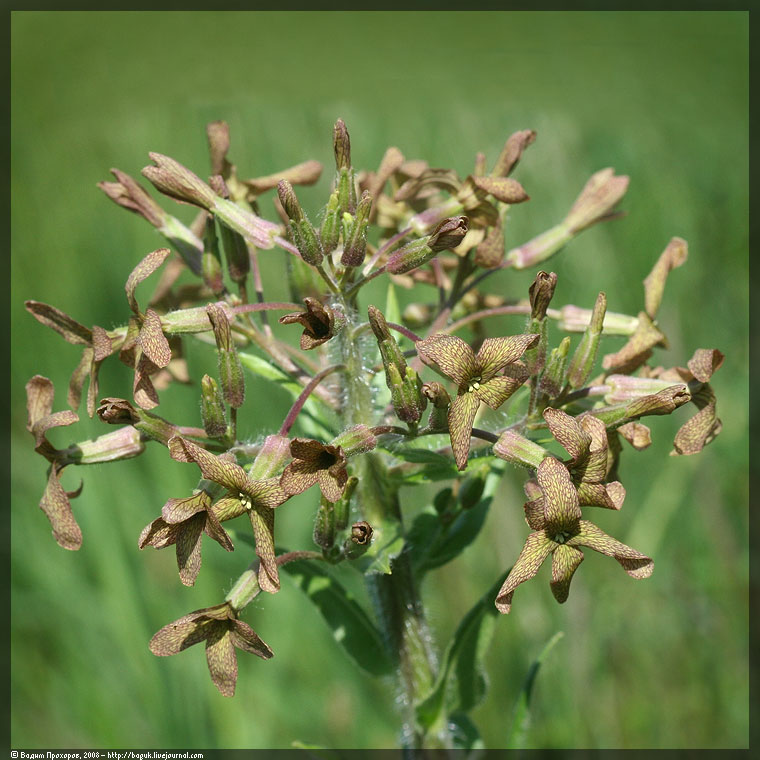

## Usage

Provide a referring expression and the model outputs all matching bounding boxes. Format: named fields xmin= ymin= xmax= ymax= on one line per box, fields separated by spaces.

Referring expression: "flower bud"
xmin=386 ymin=238 xmax=435 ymax=275
xmin=277 ymin=180 xmax=304 ymax=223
xmin=313 ymin=499 xmax=336 ymax=550
xmin=207 ymin=304 xmax=245 ymax=408
xmin=200 ymin=375 xmax=227 ymax=438
xmin=625 ymin=385 xmax=691 ymax=418
xmin=341 ymin=190 xmax=372 ymax=267
xmin=142 ymin=152 xmax=218 ymax=210
xmin=279 ymin=181 xmax=323 ymax=266
xmin=320 ymin=191 xmax=341 ymax=254
xmin=493 ymin=430 xmax=548 ymax=469
xmin=333 ymin=119 xmax=351 ymax=171
xmin=529 ymin=271 xmax=558 ymax=320
xmin=538 ymin=336 xmax=571 ymax=397
xmin=564 ymin=168 xmax=629 ymax=234
xmin=427 ymin=216 xmax=469 ymax=252
xmin=566 ymin=292 xmax=606 ymax=389
xmin=331 ymin=425 xmax=377 ymax=457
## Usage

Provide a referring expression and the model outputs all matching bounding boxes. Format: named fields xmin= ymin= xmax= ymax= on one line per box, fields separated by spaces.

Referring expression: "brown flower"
xmin=280 ymin=439 xmax=348 ymax=503
xmin=279 ymin=297 xmax=345 ymax=350
xmin=416 ymin=332 xmax=538 ymax=470
xmin=150 ymin=602 xmax=272 ymax=697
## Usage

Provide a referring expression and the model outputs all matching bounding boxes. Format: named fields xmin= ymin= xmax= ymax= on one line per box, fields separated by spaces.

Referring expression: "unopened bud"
xmin=427 ymin=216 xmax=469 ymax=252
xmin=320 ymin=191 xmax=341 ymax=254
xmin=529 ymin=271 xmax=558 ymax=320
xmin=386 ymin=238 xmax=436 ymax=275
xmin=538 ymin=336 xmax=571 ymax=397
xmin=314 ymin=499 xmax=336 ymax=550
xmin=564 ymin=168 xmax=629 ymax=234
xmin=493 ymin=430 xmax=548 ymax=469
xmin=566 ymin=292 xmax=606 ymax=389
xmin=341 ymin=190 xmax=372 ymax=267
xmin=207 ymin=304 xmax=245 ymax=408
xmin=142 ymin=152 xmax=218 ymax=210
xmin=625 ymin=385 xmax=691 ymax=418
xmin=200 ymin=375 xmax=227 ymax=438
xmin=333 ymin=119 xmax=351 ymax=171
xmin=277 ymin=180 xmax=303 ymax=222
xmin=331 ymin=425 xmax=376 ymax=456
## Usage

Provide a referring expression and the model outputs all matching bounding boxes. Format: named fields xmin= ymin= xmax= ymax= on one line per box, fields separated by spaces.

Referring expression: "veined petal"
xmin=205 ymin=626 xmax=238 ymax=697
xmin=577 ymin=414 xmax=609 ymax=483
xmin=211 ymin=496 xmax=247 ymax=522
xmin=231 ymin=620 xmax=274 ymax=659
xmin=290 ymin=438 xmax=330 ymax=463
xmin=576 ymin=482 xmax=619 ymax=510
xmin=280 ymin=460 xmax=320 ymax=496
xmin=149 ymin=616 xmax=213 ymax=656
xmin=570 ymin=520 xmax=653 ymax=578
xmin=475 ymin=373 xmax=526 ymax=409
xmin=40 ymin=465 xmax=82 ymax=551
xmin=317 ymin=468 xmax=347 ymax=503
xmin=495 ymin=531 xmax=554 ymax=614
xmin=447 ymin=392 xmax=480 ymax=471
xmin=162 ymin=491 xmax=211 ymax=524
xmin=416 ymin=334 xmax=477 ymax=386
xmin=204 ymin=509 xmax=234 ymax=551
xmin=139 ymin=516 xmax=178 ymax=549
xmin=476 ymin=334 xmax=538 ymax=380
xmin=550 ymin=544 xmax=585 ymax=603
xmin=543 ymin=407 xmax=589 ymax=463
xmin=249 ymin=506 xmax=279 ymax=593
xmin=249 ymin=477 xmax=290 ymax=509
xmin=169 ymin=436 xmax=248 ymax=492
xmin=672 ymin=390 xmax=721 ymax=456
xmin=176 ymin=513 xmax=204 ymax=587
xmin=523 ymin=497 xmax=546 ymax=530
xmin=125 ymin=248 xmax=171 ymax=315
xmin=537 ymin=457 xmax=581 ymax=527
xmin=138 ymin=308 xmax=172 ymax=368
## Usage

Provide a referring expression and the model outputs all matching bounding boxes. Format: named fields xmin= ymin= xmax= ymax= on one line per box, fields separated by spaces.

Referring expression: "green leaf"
xmin=507 ymin=631 xmax=565 ymax=749
xmin=415 ymin=571 xmax=507 ymax=734
xmin=281 ymin=559 xmax=393 ymax=677
xmin=386 ymin=442 xmax=459 ymax=483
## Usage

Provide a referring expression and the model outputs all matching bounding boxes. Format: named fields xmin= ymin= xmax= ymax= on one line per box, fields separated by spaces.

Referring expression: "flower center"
xmin=239 ymin=493 xmax=252 ymax=511
xmin=467 ymin=376 xmax=482 ymax=393
xmin=553 ymin=530 xmax=571 ymax=544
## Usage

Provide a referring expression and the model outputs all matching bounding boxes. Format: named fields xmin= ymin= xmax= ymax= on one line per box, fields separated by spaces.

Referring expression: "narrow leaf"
xmin=507 ymin=631 xmax=565 ymax=749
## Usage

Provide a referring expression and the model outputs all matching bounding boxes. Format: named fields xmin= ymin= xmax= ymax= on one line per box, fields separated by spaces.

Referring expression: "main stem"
xmin=336 ymin=302 xmax=443 ymax=749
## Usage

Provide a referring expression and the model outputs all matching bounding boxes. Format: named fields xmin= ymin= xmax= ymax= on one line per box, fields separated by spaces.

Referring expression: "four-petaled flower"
xmin=416 ymin=333 xmax=538 ymax=470
xmin=280 ymin=439 xmax=348 ymax=503
xmin=542 ymin=407 xmax=625 ymax=510
xmin=168 ymin=436 xmax=289 ymax=593
xmin=279 ymin=297 xmax=345 ymax=350
xmin=495 ymin=457 xmax=653 ymax=613
xmin=149 ymin=602 xmax=273 ymax=697
xmin=139 ymin=489 xmax=234 ymax=587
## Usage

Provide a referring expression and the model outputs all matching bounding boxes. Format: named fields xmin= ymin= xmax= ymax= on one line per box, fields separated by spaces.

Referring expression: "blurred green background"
xmin=11 ymin=11 xmax=748 ymax=749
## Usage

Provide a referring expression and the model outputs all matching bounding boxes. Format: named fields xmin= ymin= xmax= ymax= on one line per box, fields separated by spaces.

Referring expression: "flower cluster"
xmin=23 ymin=116 xmax=723 ymax=710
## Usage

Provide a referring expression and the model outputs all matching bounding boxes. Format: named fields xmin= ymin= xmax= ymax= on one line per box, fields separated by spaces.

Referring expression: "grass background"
xmin=10 ymin=11 xmax=748 ymax=749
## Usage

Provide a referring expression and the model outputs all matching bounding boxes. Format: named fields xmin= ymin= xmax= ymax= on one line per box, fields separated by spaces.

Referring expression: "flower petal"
xmin=162 ymin=491 xmax=211 ymax=524
xmin=210 ymin=496 xmax=247 ymax=522
xmin=231 ymin=620 xmax=274 ymax=659
xmin=687 ymin=348 xmax=724 ymax=383
xmin=205 ymin=626 xmax=238 ymax=697
xmin=317 ymin=467 xmax=347 ymax=503
xmin=416 ymin=334 xmax=477 ymax=386
xmin=40 ymin=465 xmax=83 ymax=551
xmin=523 ymin=497 xmax=546 ymax=530
xmin=280 ymin=460 xmax=320 ymax=496
xmin=24 ymin=301 xmax=93 ymax=346
xmin=576 ymin=482 xmax=619 ymax=510
xmin=447 ymin=392 xmax=480 ymax=471
xmin=204 ymin=508 xmax=234 ymax=551
xmin=249 ymin=506 xmax=279 ymax=593
xmin=536 ymin=457 xmax=581 ymax=527
xmin=495 ymin=531 xmax=554 ymax=614
xmin=125 ymin=248 xmax=171 ymax=315
xmin=137 ymin=308 xmax=172 ymax=369
xmin=570 ymin=520 xmax=654 ymax=578
xmin=543 ymin=407 xmax=589 ymax=463
xmin=576 ymin=414 xmax=609 ymax=483
xmin=476 ymin=334 xmax=538 ymax=380
xmin=176 ymin=513 xmax=205 ymax=587
xmin=672 ymin=386 xmax=722 ymax=456
xmin=550 ymin=544 xmax=585 ymax=603
xmin=139 ymin=516 xmax=179 ymax=549
xmin=149 ymin=616 xmax=213 ymax=656
xmin=289 ymin=438 xmax=329 ymax=463
xmin=249 ymin=477 xmax=290 ymax=509
xmin=475 ymin=373 xmax=527 ymax=410
xmin=169 ymin=436 xmax=249 ymax=492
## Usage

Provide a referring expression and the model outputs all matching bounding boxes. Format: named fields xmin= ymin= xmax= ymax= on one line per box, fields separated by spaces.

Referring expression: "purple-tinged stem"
xmin=231 ymin=301 xmax=302 ymax=314
xmin=387 ymin=322 xmax=422 ymax=343
xmin=273 ymin=235 xmax=302 ymax=258
xmin=279 ymin=364 xmax=346 ymax=436
xmin=443 ymin=303 xmax=532 ymax=334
